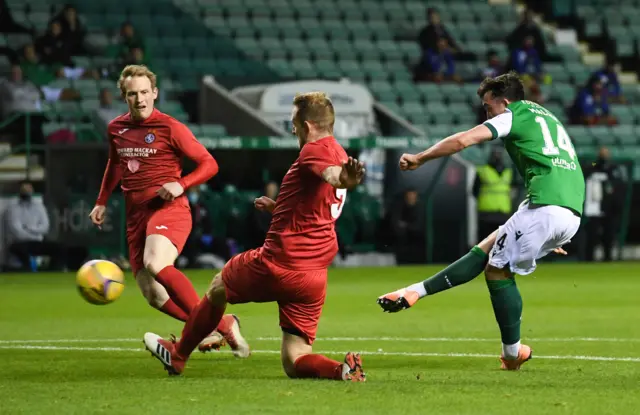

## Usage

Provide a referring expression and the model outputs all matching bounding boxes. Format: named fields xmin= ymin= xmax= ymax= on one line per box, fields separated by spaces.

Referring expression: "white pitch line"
xmin=255 ymin=336 xmax=640 ymax=343
xmin=1 ymin=336 xmax=640 ymax=344
xmin=2 ymin=344 xmax=640 ymax=363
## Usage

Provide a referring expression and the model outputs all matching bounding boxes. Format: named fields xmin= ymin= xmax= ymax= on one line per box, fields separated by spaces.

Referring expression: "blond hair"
xmin=293 ymin=91 xmax=335 ymax=132
xmin=117 ymin=65 xmax=157 ymax=98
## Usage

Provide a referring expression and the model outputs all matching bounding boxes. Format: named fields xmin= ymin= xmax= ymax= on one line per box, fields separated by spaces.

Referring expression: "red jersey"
xmin=96 ymin=109 xmax=218 ymax=206
xmin=262 ymin=136 xmax=348 ymax=270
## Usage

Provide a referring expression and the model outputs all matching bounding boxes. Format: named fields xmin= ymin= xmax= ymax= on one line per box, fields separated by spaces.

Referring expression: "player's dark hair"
xmin=477 ymin=71 xmax=525 ymax=102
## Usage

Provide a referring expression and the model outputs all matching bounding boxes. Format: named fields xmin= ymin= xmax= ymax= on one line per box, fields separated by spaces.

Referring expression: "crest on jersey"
xmin=144 ymin=133 xmax=155 ymax=144
xmin=127 ymin=159 xmax=140 ymax=173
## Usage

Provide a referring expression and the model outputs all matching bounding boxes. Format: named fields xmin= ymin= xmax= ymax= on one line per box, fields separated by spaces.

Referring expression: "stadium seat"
xmin=201 ymin=124 xmax=227 ymax=136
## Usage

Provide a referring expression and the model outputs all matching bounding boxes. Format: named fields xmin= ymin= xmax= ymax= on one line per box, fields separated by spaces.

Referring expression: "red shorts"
xmin=126 ymin=196 xmax=192 ymax=275
xmin=221 ymin=248 xmax=327 ymax=345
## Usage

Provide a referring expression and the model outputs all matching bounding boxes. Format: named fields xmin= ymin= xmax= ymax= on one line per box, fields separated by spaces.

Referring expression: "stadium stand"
xmin=1 ymin=0 xmax=639 ymax=258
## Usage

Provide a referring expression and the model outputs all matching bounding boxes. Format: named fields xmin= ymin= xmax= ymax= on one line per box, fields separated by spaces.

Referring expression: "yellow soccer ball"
xmin=76 ymin=260 xmax=125 ymax=305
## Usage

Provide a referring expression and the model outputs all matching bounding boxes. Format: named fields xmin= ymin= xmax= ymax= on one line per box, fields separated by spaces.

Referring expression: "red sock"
xmin=158 ymin=299 xmax=189 ymax=322
xmin=294 ymin=354 xmax=343 ymax=380
xmin=176 ymin=295 xmax=226 ymax=358
xmin=155 ymin=266 xmax=200 ymax=315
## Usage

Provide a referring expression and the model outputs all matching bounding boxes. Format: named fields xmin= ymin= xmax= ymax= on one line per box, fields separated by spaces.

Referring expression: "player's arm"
xmin=95 ymin=134 xmax=122 ymax=205
xmin=400 ymin=112 xmax=512 ymax=170
xmin=159 ymin=122 xmax=219 ymax=200
xmin=321 ymin=157 xmax=365 ymax=190
xmin=92 ymin=134 xmax=122 ymax=227
xmin=300 ymin=144 xmax=365 ymax=190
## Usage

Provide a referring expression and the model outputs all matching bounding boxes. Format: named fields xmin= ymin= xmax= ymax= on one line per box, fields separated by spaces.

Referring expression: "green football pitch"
xmin=1 ymin=263 xmax=639 ymax=414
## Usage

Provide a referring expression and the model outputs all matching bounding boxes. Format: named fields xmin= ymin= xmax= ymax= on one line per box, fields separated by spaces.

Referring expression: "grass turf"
xmin=1 ymin=263 xmax=639 ymax=414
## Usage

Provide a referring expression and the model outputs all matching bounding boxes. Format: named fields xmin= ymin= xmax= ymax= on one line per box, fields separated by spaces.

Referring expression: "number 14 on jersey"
xmin=535 ymin=116 xmax=577 ymax=160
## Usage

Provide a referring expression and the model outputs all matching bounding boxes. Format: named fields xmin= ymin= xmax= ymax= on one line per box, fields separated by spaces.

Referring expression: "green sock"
xmin=486 ymin=278 xmax=522 ymax=345
xmin=421 ymin=246 xmax=488 ymax=295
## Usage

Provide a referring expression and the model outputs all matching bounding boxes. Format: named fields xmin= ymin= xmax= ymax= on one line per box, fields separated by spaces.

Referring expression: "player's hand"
xmin=399 ymin=153 xmax=421 ymax=171
xmin=157 ymin=182 xmax=184 ymax=201
xmin=89 ymin=205 xmax=106 ymax=229
xmin=254 ymin=196 xmax=276 ymax=213
xmin=553 ymin=247 xmax=568 ymax=256
xmin=340 ymin=157 xmax=365 ymax=189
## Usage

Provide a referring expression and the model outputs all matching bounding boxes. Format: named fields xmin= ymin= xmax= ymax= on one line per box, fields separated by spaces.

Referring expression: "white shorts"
xmin=489 ymin=201 xmax=581 ymax=275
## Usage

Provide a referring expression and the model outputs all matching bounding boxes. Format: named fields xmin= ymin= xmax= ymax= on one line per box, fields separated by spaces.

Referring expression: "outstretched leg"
xmin=143 ymin=272 xmax=250 ymax=375
xmin=377 ymin=230 xmax=496 ymax=312
xmin=484 ymin=264 xmax=531 ymax=370
xmin=281 ymin=331 xmax=365 ymax=382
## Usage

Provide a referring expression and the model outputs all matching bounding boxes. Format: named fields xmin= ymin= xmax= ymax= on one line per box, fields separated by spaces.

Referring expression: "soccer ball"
xmin=76 ymin=260 xmax=125 ymax=305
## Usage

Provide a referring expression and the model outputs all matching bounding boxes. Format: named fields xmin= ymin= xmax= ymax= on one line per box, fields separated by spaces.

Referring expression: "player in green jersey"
xmin=377 ymin=72 xmax=585 ymax=370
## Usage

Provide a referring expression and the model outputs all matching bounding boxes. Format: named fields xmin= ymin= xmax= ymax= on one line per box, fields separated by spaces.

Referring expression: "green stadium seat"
xmin=397 ymin=41 xmax=421 ymax=62
xmin=612 ymin=125 xmax=637 ymax=145
xmin=546 ymin=63 xmax=572 ymax=84
xmin=616 ymin=39 xmax=636 ymax=58
xmin=74 ymin=123 xmax=101 ymax=143
xmin=369 ymin=81 xmax=397 ymax=102
xmin=381 ymin=101 xmax=402 ymax=115
xmin=567 ymin=126 xmax=591 ymax=145
xmin=73 ymin=80 xmax=100 ymax=99
xmin=381 ymin=2 xmax=407 ymax=21
xmin=395 ymin=80 xmax=421 ymax=103
xmin=291 ymin=59 xmax=317 ymax=78
xmin=361 ymin=60 xmax=387 ymax=80
xmin=577 ymin=5 xmax=597 ymax=18
xmin=376 ymin=40 xmax=402 ymax=60
xmin=576 ymin=145 xmax=599 ymax=160
xmin=585 ymin=21 xmax=602 ymax=37
xmin=42 ymin=122 xmax=65 ymax=137
xmin=589 ymin=126 xmax=617 ymax=146
xmin=428 ymin=124 xmax=457 ymax=139
xmin=456 ymin=111 xmax=478 ymax=125
xmin=402 ymin=102 xmax=426 ymax=121
xmin=187 ymin=124 xmax=202 ymax=136
xmin=440 ymin=84 xmax=466 ymax=103
xmin=611 ymin=105 xmax=635 ymax=124
xmin=415 ymin=83 xmax=443 ymax=102
xmin=201 ymin=124 xmax=227 ymax=136
xmin=311 ymin=60 xmax=337 ymax=79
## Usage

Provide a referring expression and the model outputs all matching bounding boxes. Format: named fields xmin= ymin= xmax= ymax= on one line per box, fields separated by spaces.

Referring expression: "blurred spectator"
xmin=20 ymin=44 xmax=57 ymax=87
xmin=51 ymin=4 xmax=87 ymax=55
xmin=511 ymin=36 xmax=542 ymax=80
xmin=418 ymin=8 xmax=461 ymax=54
xmin=115 ymin=22 xmax=145 ymax=59
xmin=0 ymin=65 xmax=42 ymax=116
xmin=122 ymin=46 xmax=151 ymax=67
xmin=507 ymin=9 xmax=547 ymax=60
xmin=182 ymin=186 xmax=216 ymax=267
xmin=582 ymin=147 xmax=625 ymax=261
xmin=570 ymin=76 xmax=617 ymax=125
xmin=526 ymin=81 xmax=545 ymax=104
xmin=35 ymin=20 xmax=73 ymax=67
xmin=95 ymin=88 xmax=122 ymax=124
xmin=472 ymin=147 xmax=513 ymax=242
xmin=392 ymin=189 xmax=426 ymax=264
xmin=481 ymin=50 xmax=504 ymax=80
xmin=3 ymin=181 xmax=66 ymax=271
xmin=415 ymin=38 xmax=461 ymax=83
xmin=0 ymin=64 xmax=45 ymax=145
xmin=591 ymin=57 xmax=625 ymax=104
xmin=19 ymin=45 xmax=81 ymax=101
xmin=251 ymin=181 xmax=278 ymax=247
xmin=0 ymin=0 xmax=32 ymax=34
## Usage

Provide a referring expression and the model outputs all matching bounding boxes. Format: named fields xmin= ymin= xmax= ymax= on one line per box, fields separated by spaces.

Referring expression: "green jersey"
xmin=483 ymin=100 xmax=585 ymax=215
